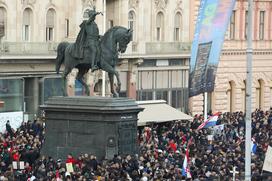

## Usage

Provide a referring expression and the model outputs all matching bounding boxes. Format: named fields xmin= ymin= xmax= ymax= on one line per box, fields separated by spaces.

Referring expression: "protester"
xmin=0 ymin=109 xmax=271 ymax=180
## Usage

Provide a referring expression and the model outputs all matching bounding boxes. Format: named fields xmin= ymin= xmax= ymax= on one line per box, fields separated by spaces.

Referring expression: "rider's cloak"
xmin=69 ymin=21 xmax=87 ymax=59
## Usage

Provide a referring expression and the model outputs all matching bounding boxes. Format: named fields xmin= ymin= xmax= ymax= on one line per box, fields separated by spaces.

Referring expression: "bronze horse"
xmin=55 ymin=26 xmax=132 ymax=97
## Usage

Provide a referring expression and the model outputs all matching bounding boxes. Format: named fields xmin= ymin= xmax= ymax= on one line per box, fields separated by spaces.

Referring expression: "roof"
xmin=137 ymin=100 xmax=193 ymax=126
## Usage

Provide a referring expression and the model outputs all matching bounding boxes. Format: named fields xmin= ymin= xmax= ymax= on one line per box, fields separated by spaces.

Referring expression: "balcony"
xmin=145 ymin=42 xmax=191 ymax=54
xmin=0 ymin=42 xmax=58 ymax=56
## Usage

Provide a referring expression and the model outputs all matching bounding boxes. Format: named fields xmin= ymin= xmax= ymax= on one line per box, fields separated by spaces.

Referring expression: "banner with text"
xmin=189 ymin=0 xmax=236 ymax=97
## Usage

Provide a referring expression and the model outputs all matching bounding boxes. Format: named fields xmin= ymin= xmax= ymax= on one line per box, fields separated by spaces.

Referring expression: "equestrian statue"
xmin=55 ymin=8 xmax=132 ymax=97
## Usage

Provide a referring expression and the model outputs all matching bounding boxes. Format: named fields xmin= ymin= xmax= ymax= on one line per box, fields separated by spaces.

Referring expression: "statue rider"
xmin=70 ymin=7 xmax=102 ymax=71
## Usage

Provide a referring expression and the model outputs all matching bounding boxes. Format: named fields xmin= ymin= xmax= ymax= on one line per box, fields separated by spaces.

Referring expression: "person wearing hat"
xmin=70 ymin=7 xmax=103 ymax=72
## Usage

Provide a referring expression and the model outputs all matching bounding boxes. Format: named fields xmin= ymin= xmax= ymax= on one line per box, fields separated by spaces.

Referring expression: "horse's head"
xmin=116 ymin=28 xmax=133 ymax=53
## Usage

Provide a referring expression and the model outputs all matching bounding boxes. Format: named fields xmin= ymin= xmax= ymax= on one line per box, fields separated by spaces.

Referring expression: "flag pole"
xmin=245 ymin=0 xmax=253 ymax=180
xmin=102 ymin=0 xmax=106 ymax=97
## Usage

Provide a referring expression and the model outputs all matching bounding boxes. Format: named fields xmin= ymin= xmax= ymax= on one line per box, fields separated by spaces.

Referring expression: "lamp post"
xmin=245 ymin=0 xmax=253 ymax=180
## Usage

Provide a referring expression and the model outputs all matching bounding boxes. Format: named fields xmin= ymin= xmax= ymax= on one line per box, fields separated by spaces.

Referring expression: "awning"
xmin=137 ymin=100 xmax=193 ymax=126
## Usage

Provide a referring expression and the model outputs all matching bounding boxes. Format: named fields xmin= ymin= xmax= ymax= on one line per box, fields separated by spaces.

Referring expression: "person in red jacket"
xmin=168 ymin=139 xmax=177 ymax=152
xmin=12 ymin=150 xmax=20 ymax=161
xmin=66 ymin=153 xmax=76 ymax=164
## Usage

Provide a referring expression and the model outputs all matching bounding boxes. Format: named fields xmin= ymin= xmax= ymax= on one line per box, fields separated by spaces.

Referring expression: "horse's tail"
xmin=56 ymin=42 xmax=70 ymax=74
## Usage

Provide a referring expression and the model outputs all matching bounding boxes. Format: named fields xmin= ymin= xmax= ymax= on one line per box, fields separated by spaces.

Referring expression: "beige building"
xmin=189 ymin=0 xmax=272 ymax=115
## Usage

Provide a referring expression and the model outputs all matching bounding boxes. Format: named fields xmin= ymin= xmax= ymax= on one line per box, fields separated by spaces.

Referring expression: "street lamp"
xmin=245 ymin=0 xmax=253 ymax=180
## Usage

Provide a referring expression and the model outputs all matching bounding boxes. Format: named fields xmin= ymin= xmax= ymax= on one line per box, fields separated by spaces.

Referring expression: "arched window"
xmin=256 ymin=79 xmax=264 ymax=109
xmin=174 ymin=12 xmax=182 ymax=41
xmin=46 ymin=8 xmax=56 ymax=41
xmin=23 ymin=8 xmax=33 ymax=41
xmin=227 ymin=81 xmax=236 ymax=112
xmin=156 ymin=12 xmax=164 ymax=41
xmin=207 ymin=92 xmax=213 ymax=113
xmin=128 ymin=11 xmax=136 ymax=41
xmin=0 ymin=7 xmax=7 ymax=39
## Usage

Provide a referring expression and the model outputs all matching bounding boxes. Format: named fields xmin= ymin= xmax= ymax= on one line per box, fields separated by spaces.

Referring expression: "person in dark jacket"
xmin=5 ymin=120 xmax=13 ymax=137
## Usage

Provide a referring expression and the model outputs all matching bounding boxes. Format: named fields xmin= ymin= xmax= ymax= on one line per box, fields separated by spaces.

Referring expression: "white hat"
xmin=158 ymin=149 xmax=163 ymax=153
xmin=65 ymin=172 xmax=71 ymax=177
xmin=141 ymin=176 xmax=148 ymax=181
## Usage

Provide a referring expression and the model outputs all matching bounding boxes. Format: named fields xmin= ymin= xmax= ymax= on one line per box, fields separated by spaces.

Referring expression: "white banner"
xmin=263 ymin=146 xmax=272 ymax=172
xmin=0 ymin=112 xmax=24 ymax=132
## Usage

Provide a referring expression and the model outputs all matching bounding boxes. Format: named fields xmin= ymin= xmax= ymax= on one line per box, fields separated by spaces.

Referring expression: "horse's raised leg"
xmin=108 ymin=72 xmax=118 ymax=97
xmin=77 ymin=68 xmax=90 ymax=96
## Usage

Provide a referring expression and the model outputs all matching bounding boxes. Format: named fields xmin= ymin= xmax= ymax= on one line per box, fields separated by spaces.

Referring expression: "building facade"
xmin=189 ymin=0 xmax=272 ymax=115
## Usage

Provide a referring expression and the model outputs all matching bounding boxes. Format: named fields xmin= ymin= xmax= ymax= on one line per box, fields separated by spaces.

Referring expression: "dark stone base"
xmin=40 ymin=96 xmax=143 ymax=160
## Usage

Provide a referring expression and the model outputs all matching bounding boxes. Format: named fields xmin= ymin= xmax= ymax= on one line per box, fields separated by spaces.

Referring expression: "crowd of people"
xmin=0 ymin=109 xmax=271 ymax=180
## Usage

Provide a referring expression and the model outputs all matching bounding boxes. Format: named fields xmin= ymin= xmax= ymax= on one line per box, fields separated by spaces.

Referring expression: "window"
xmin=137 ymin=91 xmax=153 ymax=101
xmin=174 ymin=12 xmax=182 ymax=41
xmin=128 ymin=11 xmax=136 ymax=41
xmin=256 ymin=79 xmax=264 ymax=109
xmin=245 ymin=11 xmax=248 ymax=39
xmin=172 ymin=90 xmax=181 ymax=108
xmin=40 ymin=77 xmax=64 ymax=104
xmin=259 ymin=11 xmax=265 ymax=40
xmin=108 ymin=20 xmax=114 ymax=29
xmin=23 ymin=8 xmax=33 ymax=41
xmin=139 ymin=59 xmax=157 ymax=67
xmin=156 ymin=90 xmax=168 ymax=102
xmin=46 ymin=9 xmax=56 ymax=41
xmin=156 ymin=12 xmax=164 ymax=41
xmin=65 ymin=19 xmax=69 ymax=38
xmin=229 ymin=11 xmax=236 ymax=40
xmin=0 ymin=78 xmax=24 ymax=112
xmin=0 ymin=7 xmax=7 ymax=39
xmin=169 ymin=59 xmax=185 ymax=66
xmin=207 ymin=92 xmax=213 ymax=113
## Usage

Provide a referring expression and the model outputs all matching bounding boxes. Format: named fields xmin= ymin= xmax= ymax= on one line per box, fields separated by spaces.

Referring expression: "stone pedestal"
xmin=40 ymin=96 xmax=143 ymax=160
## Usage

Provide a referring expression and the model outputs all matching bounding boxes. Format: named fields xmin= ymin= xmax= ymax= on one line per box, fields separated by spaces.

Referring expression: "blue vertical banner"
xmin=189 ymin=0 xmax=236 ymax=97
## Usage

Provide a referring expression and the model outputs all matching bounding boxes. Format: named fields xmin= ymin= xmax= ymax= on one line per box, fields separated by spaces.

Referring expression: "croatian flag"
xmin=197 ymin=112 xmax=220 ymax=130
xmin=182 ymin=139 xmax=192 ymax=178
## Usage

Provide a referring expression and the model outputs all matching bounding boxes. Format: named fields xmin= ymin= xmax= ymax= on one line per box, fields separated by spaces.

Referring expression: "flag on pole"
xmin=182 ymin=138 xmax=193 ymax=178
xmin=197 ymin=112 xmax=220 ymax=130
